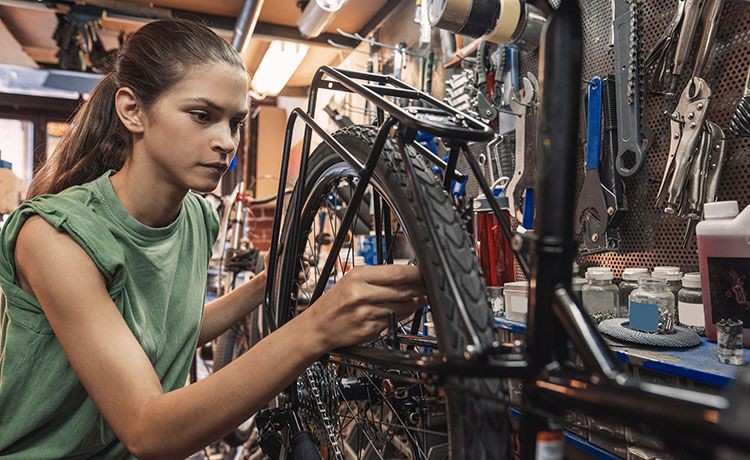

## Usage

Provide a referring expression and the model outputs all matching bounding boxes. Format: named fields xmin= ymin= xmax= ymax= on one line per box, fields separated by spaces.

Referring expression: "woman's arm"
xmin=16 ymin=216 xmax=425 ymax=460
xmin=198 ymin=270 xmax=266 ymax=346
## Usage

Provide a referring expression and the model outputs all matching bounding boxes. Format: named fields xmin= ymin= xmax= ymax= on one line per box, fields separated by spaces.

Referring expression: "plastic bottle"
xmin=696 ymin=201 xmax=750 ymax=346
xmin=582 ymin=268 xmax=620 ymax=323
xmin=619 ymin=268 xmax=649 ymax=316
xmin=678 ymin=272 xmax=704 ymax=335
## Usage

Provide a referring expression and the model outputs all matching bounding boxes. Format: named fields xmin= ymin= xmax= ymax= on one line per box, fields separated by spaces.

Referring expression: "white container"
xmin=696 ymin=201 xmax=750 ymax=346
xmin=503 ymin=281 xmax=529 ymax=323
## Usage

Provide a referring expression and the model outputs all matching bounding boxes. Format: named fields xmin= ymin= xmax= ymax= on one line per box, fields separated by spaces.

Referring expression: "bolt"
xmin=690 ymin=122 xmax=697 ymax=129
xmin=486 ymin=110 xmax=492 ymax=116
xmin=673 ymin=133 xmax=679 ymax=139
xmin=607 ymin=207 xmax=615 ymax=216
xmin=591 ymin=234 xmax=599 ymax=242
xmin=687 ymin=112 xmax=695 ymax=120
xmin=697 ymin=103 xmax=704 ymax=110
xmin=464 ymin=344 xmax=478 ymax=360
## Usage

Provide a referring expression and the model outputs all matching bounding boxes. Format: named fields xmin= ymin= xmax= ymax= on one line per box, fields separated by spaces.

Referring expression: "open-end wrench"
xmin=505 ymin=73 xmax=538 ymax=223
xmin=613 ymin=0 xmax=650 ymax=176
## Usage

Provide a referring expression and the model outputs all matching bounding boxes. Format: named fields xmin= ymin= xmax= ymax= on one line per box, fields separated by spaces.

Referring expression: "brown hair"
xmin=27 ymin=19 xmax=244 ymax=199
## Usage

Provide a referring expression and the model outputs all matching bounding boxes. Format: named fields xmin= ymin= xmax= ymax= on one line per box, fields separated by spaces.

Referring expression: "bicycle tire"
xmin=271 ymin=125 xmax=511 ymax=459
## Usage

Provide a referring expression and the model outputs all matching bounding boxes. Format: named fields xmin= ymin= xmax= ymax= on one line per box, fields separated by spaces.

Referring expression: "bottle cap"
xmin=682 ymin=272 xmax=702 ymax=289
xmin=653 ymin=266 xmax=680 ymax=274
xmin=588 ymin=270 xmax=613 ymax=281
xmin=622 ymin=268 xmax=649 ymax=281
xmin=653 ymin=271 xmax=683 ymax=282
xmin=704 ymin=201 xmax=739 ymax=220
xmin=473 ymin=193 xmax=509 ymax=211
xmin=572 ymin=276 xmax=587 ymax=288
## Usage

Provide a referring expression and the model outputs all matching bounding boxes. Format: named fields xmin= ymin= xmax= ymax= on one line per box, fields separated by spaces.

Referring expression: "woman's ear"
xmin=114 ymin=87 xmax=145 ymax=134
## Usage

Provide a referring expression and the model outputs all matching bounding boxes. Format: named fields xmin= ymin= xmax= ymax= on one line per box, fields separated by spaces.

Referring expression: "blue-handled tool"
xmin=585 ymin=77 xmax=603 ymax=170
xmin=575 ymin=77 xmax=610 ymax=253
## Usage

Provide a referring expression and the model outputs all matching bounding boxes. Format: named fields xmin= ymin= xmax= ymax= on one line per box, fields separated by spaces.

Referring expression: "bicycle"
xmin=258 ymin=1 xmax=750 ymax=458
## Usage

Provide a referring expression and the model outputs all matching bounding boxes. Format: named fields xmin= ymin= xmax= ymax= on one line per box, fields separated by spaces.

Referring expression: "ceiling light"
xmin=251 ymin=41 xmax=309 ymax=96
xmin=297 ymin=0 xmax=348 ymax=38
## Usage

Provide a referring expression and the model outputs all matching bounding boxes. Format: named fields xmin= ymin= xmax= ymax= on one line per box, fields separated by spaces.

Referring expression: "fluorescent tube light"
xmin=297 ymin=0 xmax=348 ymax=39
xmin=251 ymin=41 xmax=309 ymax=96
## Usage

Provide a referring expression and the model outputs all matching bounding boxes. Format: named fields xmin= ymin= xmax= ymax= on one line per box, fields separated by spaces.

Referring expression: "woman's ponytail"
xmin=27 ymin=74 xmax=130 ymax=198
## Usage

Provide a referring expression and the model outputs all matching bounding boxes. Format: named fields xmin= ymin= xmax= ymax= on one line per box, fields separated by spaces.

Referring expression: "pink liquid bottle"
xmin=696 ymin=201 xmax=750 ymax=346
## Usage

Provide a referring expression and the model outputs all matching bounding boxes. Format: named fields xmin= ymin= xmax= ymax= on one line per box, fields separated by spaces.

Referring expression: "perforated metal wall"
xmin=463 ymin=0 xmax=750 ymax=279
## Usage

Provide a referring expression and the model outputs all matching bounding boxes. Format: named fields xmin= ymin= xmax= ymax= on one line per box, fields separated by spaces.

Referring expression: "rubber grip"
xmin=586 ymin=77 xmax=603 ymax=170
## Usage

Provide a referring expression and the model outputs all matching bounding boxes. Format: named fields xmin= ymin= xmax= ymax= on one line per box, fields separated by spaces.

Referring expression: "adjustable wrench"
xmin=505 ymin=73 xmax=538 ymax=223
xmin=655 ymin=77 xmax=711 ymax=214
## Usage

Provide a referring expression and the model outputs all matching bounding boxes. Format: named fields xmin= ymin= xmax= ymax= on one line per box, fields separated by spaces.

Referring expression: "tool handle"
xmin=522 ymin=187 xmax=535 ymax=230
xmin=586 ymin=77 xmax=603 ymax=170
xmin=508 ymin=46 xmax=520 ymax=93
xmin=744 ymin=61 xmax=750 ymax=98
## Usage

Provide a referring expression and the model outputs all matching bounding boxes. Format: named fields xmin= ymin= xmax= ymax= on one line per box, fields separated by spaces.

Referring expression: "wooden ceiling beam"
xmin=0 ymin=19 xmax=37 ymax=67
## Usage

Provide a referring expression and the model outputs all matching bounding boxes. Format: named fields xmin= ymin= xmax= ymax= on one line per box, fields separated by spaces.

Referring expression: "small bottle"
xmin=652 ymin=267 xmax=682 ymax=322
xmin=629 ymin=276 xmax=675 ymax=334
xmin=582 ymin=268 xmax=619 ymax=323
xmin=619 ymin=268 xmax=649 ymax=315
xmin=652 ymin=266 xmax=683 ymax=299
xmin=678 ymin=272 xmax=705 ymax=335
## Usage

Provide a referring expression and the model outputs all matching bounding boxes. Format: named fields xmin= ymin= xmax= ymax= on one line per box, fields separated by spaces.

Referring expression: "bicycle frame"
xmin=262 ymin=0 xmax=750 ymax=457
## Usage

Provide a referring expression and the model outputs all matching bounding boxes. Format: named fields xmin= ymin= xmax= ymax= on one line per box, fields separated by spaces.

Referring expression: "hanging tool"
xmin=612 ymin=0 xmax=650 ymax=176
xmin=575 ymin=77 xmax=611 ymax=254
xmin=505 ymin=73 xmax=538 ymax=224
xmin=682 ymin=121 xmax=726 ymax=246
xmin=655 ymin=77 xmax=711 ymax=214
xmin=644 ymin=0 xmax=704 ymax=96
xmin=691 ymin=0 xmax=724 ymax=79
xmin=729 ymin=61 xmax=750 ymax=137
xmin=601 ymin=76 xmax=627 ymax=233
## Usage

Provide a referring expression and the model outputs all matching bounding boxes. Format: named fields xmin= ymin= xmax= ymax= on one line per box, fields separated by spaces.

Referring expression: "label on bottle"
xmin=678 ymin=301 xmax=705 ymax=327
xmin=707 ymin=257 xmax=750 ymax=326
xmin=534 ymin=431 xmax=564 ymax=460
xmin=629 ymin=301 xmax=659 ymax=332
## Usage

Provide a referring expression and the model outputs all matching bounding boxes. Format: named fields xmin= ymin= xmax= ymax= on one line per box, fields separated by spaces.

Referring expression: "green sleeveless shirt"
xmin=0 ymin=170 xmax=219 ymax=458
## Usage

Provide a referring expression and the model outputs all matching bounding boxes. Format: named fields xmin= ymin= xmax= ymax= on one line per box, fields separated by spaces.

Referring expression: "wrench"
xmin=505 ymin=73 xmax=538 ymax=222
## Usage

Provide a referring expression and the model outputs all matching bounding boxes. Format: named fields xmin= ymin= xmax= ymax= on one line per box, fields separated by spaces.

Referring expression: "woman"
xmin=0 ymin=19 xmax=426 ymax=459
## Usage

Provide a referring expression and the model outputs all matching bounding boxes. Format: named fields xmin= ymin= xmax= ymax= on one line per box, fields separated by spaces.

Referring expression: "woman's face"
xmin=141 ymin=62 xmax=249 ymax=193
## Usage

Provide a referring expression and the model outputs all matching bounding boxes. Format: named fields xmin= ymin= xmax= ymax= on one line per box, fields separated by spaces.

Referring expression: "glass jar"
xmin=629 ymin=276 xmax=675 ymax=334
xmin=652 ymin=267 xmax=683 ymax=322
xmin=677 ymin=272 xmax=705 ymax=335
xmin=619 ymin=268 xmax=649 ymax=315
xmin=572 ymin=276 xmax=586 ymax=306
xmin=582 ymin=268 xmax=619 ymax=323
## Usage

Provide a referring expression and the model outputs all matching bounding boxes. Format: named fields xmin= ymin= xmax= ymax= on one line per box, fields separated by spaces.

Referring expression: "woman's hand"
xmin=303 ymin=264 xmax=427 ymax=351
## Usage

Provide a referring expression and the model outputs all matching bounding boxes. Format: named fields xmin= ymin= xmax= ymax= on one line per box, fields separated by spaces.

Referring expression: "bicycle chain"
xmin=299 ymin=362 xmax=344 ymax=460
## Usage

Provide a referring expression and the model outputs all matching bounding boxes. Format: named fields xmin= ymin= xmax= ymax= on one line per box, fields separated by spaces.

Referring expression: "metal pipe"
xmin=232 ymin=0 xmax=265 ymax=54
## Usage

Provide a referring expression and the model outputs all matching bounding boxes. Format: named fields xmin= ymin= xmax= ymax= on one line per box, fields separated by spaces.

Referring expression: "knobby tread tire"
xmin=273 ymin=125 xmax=511 ymax=459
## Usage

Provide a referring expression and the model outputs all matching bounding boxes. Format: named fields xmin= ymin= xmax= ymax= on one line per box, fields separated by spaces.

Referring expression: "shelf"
xmin=496 ymin=317 xmax=749 ymax=388
xmin=509 ymin=409 xmax=620 ymax=460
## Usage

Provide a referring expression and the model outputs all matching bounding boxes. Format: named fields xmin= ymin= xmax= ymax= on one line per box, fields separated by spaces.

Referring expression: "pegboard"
xmin=461 ymin=0 xmax=750 ymax=279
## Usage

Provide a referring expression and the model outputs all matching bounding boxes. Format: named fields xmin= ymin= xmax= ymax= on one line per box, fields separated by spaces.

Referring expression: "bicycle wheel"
xmin=270 ymin=126 xmax=511 ymax=459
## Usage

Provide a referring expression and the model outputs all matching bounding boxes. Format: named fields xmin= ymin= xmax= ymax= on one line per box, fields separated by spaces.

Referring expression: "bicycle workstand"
xmin=261 ymin=0 xmax=750 ymax=458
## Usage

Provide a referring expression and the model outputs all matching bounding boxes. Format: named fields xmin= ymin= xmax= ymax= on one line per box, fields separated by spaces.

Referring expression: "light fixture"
xmin=297 ymin=0 xmax=348 ymax=39
xmin=251 ymin=41 xmax=309 ymax=96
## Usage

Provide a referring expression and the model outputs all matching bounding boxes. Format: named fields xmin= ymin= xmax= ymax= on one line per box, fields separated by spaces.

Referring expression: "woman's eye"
xmin=190 ymin=111 xmax=210 ymax=123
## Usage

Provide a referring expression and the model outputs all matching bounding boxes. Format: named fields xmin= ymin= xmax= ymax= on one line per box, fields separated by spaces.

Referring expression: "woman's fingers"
xmin=353 ymin=265 xmax=424 ymax=287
